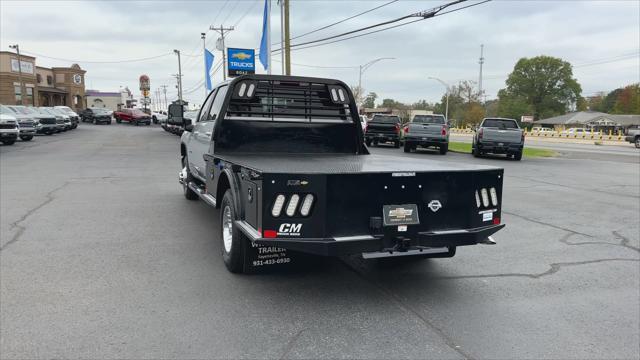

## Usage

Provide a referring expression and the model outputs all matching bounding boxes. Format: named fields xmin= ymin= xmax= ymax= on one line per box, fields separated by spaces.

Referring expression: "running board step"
xmin=188 ymin=182 xmax=217 ymax=207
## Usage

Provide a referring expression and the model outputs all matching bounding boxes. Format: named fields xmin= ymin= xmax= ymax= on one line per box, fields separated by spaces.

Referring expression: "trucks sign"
xmin=227 ymin=48 xmax=255 ymax=77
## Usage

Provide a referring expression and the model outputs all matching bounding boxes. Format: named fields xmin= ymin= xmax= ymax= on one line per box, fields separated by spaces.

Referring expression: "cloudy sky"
xmin=1 ymin=0 xmax=638 ymax=107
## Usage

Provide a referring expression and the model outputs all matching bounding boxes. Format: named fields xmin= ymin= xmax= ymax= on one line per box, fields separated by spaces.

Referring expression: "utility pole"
xmin=9 ymin=44 xmax=24 ymax=106
xmin=279 ymin=0 xmax=285 ymax=75
xmin=202 ymin=32 xmax=207 ymax=97
xmin=210 ymin=25 xmax=234 ymax=80
xmin=284 ymin=0 xmax=291 ymax=75
xmin=173 ymin=49 xmax=183 ymax=102
xmin=478 ymin=44 xmax=484 ymax=100
xmin=427 ymin=76 xmax=450 ymax=122
xmin=161 ymin=85 xmax=168 ymax=109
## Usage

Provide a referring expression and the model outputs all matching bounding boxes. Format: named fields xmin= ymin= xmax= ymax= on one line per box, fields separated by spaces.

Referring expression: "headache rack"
xmin=225 ymin=76 xmax=356 ymax=123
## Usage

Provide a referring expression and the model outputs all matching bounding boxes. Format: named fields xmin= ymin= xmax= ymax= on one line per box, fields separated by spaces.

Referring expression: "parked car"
xmin=624 ymin=126 xmax=640 ymax=148
xmin=54 ymin=106 xmax=80 ymax=128
xmin=36 ymin=107 xmax=65 ymax=133
xmin=113 ymin=108 xmax=151 ymax=125
xmin=177 ymin=74 xmax=505 ymax=273
xmin=403 ymin=114 xmax=449 ymax=154
xmin=48 ymin=108 xmax=73 ymax=130
xmin=152 ymin=111 xmax=168 ymax=124
xmin=15 ymin=106 xmax=56 ymax=135
xmin=472 ymin=118 xmax=525 ymax=160
xmin=364 ymin=114 xmax=402 ymax=148
xmin=81 ymin=107 xmax=112 ymax=125
xmin=1 ymin=104 xmax=36 ymax=141
xmin=560 ymin=128 xmax=592 ymax=136
xmin=0 ymin=113 xmax=19 ymax=145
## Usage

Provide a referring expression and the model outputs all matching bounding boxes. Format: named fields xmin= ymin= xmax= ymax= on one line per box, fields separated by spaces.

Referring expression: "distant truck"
xmin=624 ymin=127 xmax=640 ymax=148
xmin=364 ymin=114 xmax=402 ymax=148
xmin=472 ymin=118 xmax=525 ymax=160
xmin=0 ymin=113 xmax=19 ymax=145
xmin=403 ymin=114 xmax=449 ymax=154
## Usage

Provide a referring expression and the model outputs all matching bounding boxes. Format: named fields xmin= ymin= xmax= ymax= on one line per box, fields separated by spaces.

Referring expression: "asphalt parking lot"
xmin=1 ymin=124 xmax=639 ymax=359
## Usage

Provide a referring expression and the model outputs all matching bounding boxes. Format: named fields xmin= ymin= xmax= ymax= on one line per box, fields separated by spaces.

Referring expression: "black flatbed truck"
xmin=176 ymin=74 xmax=505 ymax=273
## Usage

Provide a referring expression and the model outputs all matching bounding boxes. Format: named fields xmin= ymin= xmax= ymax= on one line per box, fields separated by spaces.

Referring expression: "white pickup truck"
xmin=472 ymin=118 xmax=525 ymax=160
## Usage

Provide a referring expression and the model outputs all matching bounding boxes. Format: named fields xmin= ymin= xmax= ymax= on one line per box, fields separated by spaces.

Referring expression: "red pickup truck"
xmin=114 ymin=108 xmax=151 ymax=126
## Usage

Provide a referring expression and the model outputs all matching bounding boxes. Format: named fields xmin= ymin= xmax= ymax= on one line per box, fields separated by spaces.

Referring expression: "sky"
xmin=1 ymin=0 xmax=638 ymax=108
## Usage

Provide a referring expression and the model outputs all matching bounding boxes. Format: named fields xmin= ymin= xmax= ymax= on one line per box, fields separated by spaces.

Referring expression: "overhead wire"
xmin=20 ymin=51 xmax=173 ymax=64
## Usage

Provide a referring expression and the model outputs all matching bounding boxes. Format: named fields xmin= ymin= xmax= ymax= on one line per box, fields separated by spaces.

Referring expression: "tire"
xmin=1 ymin=139 xmax=16 ymax=145
xmin=403 ymin=142 xmax=411 ymax=153
xmin=135 ymin=121 xmax=139 ymax=126
xmin=472 ymin=146 xmax=480 ymax=157
xmin=93 ymin=118 xmax=97 ymax=125
xmin=220 ymin=189 xmax=248 ymax=273
xmin=635 ymin=137 xmax=640 ymax=149
xmin=20 ymin=135 xmax=33 ymax=141
xmin=152 ymin=116 xmax=158 ymax=124
xmin=116 ymin=117 xmax=121 ymax=123
xmin=393 ymin=140 xmax=400 ymax=149
xmin=439 ymin=144 xmax=448 ymax=155
xmin=181 ymin=156 xmax=199 ymax=201
xmin=514 ymin=151 xmax=523 ymax=161
xmin=365 ymin=139 xmax=372 ymax=147
xmin=372 ymin=140 xmax=379 ymax=147
xmin=45 ymin=130 xmax=53 ymax=135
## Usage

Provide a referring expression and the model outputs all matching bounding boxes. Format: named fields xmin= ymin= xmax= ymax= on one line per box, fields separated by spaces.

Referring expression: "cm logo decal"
xmin=278 ymin=223 xmax=302 ymax=236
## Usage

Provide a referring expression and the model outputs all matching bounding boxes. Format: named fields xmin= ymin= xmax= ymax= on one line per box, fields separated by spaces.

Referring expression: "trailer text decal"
xmin=278 ymin=223 xmax=302 ymax=236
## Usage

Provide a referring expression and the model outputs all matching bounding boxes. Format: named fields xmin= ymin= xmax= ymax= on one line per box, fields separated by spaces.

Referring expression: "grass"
xmin=448 ymin=142 xmax=558 ymax=158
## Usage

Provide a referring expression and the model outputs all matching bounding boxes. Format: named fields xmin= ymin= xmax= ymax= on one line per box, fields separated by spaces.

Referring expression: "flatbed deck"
xmin=214 ymin=153 xmax=499 ymax=174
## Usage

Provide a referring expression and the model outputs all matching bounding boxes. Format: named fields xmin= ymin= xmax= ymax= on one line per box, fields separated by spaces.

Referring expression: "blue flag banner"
xmin=205 ymin=49 xmax=215 ymax=91
xmin=259 ymin=0 xmax=269 ymax=71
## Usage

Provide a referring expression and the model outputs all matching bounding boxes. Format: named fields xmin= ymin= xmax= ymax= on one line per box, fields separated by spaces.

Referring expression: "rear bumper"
xmin=477 ymin=141 xmax=523 ymax=154
xmin=625 ymin=135 xmax=637 ymax=143
xmin=19 ymin=128 xmax=36 ymax=135
xmin=239 ymin=221 xmax=505 ymax=256
xmin=405 ymin=136 xmax=447 ymax=147
xmin=365 ymin=133 xmax=400 ymax=142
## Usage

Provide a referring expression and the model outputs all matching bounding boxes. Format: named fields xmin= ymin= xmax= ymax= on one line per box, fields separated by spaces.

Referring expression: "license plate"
xmin=383 ymin=204 xmax=420 ymax=226
xmin=422 ymin=137 xmax=428 ymax=140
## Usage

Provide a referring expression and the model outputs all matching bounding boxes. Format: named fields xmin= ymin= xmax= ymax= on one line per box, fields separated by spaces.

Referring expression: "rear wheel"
xmin=439 ymin=144 xmax=448 ymax=155
xmin=116 ymin=117 xmax=121 ymax=123
xmin=181 ymin=156 xmax=199 ymax=200
xmin=20 ymin=135 xmax=33 ymax=141
xmin=220 ymin=189 xmax=248 ymax=273
xmin=472 ymin=146 xmax=480 ymax=157
xmin=403 ymin=142 xmax=411 ymax=153
xmin=1 ymin=139 xmax=16 ymax=145
xmin=365 ymin=139 xmax=372 ymax=147
xmin=635 ymin=137 xmax=640 ymax=148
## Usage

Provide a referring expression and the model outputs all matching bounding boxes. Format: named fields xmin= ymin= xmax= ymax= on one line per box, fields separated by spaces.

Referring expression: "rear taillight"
xmin=478 ymin=128 xmax=484 ymax=140
xmin=441 ymin=126 xmax=447 ymax=136
xmin=271 ymin=193 xmax=315 ymax=217
xmin=404 ymin=126 xmax=409 ymax=134
xmin=395 ymin=124 xmax=400 ymax=133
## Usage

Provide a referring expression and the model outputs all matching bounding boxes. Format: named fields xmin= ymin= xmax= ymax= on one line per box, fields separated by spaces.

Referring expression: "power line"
xmin=221 ymin=0 xmax=241 ymax=25
xmin=233 ymin=0 xmax=261 ymax=27
xmin=20 ymin=51 xmax=172 ymax=64
xmin=272 ymin=0 xmax=488 ymax=54
xmin=286 ymin=0 xmax=399 ymax=43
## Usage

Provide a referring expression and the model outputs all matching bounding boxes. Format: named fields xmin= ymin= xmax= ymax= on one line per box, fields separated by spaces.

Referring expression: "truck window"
xmin=413 ymin=115 xmax=445 ymax=124
xmin=371 ymin=115 xmax=400 ymax=123
xmin=482 ymin=119 xmax=518 ymax=129
xmin=207 ymin=86 xmax=228 ymax=121
xmin=198 ymin=90 xmax=217 ymax=122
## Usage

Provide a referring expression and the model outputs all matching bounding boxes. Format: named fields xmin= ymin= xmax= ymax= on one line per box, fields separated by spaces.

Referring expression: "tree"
xmin=612 ymin=84 xmax=640 ymax=114
xmin=351 ymin=85 xmax=364 ymax=106
xmin=462 ymin=102 xmax=485 ymax=126
xmin=362 ymin=92 xmax=377 ymax=108
xmin=504 ymin=55 xmax=582 ymax=119
xmin=496 ymin=89 xmax=531 ymax=120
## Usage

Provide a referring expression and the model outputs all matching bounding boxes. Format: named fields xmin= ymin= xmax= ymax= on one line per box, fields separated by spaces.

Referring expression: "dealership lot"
xmin=1 ymin=125 xmax=638 ymax=359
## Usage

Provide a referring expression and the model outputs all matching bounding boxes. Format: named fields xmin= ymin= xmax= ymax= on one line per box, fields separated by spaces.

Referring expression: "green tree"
xmin=496 ymin=89 xmax=531 ymax=120
xmin=612 ymin=84 xmax=640 ymax=114
xmin=462 ymin=102 xmax=486 ymax=126
xmin=504 ymin=55 xmax=582 ymax=119
xmin=362 ymin=92 xmax=377 ymax=108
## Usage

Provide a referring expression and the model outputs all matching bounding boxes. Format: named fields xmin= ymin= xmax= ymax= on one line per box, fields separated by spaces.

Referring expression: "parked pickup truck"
xmin=0 ymin=113 xmax=19 ymax=145
xmin=176 ymin=75 xmax=505 ymax=274
xmin=403 ymin=114 xmax=449 ymax=154
xmin=624 ymin=127 xmax=640 ymax=148
xmin=364 ymin=114 xmax=402 ymax=148
xmin=114 ymin=108 xmax=151 ymax=126
xmin=472 ymin=118 xmax=525 ymax=160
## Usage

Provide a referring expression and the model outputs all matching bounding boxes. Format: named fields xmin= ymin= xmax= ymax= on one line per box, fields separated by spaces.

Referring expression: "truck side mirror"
xmin=184 ymin=118 xmax=193 ymax=132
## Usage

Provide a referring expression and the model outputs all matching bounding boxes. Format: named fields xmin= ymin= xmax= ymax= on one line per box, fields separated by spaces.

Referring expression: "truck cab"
xmin=178 ymin=75 xmax=504 ymax=273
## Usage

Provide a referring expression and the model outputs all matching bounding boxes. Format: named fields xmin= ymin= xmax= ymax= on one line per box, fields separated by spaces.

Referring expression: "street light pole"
xmin=428 ymin=76 xmax=450 ymax=122
xmin=202 ymin=32 xmax=207 ymax=98
xmin=9 ymin=44 xmax=25 ymax=106
xmin=173 ymin=50 xmax=183 ymax=102
xmin=358 ymin=57 xmax=395 ymax=104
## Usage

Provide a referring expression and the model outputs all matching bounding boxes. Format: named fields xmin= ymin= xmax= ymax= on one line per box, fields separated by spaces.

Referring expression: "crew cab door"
xmin=189 ymin=86 xmax=228 ymax=179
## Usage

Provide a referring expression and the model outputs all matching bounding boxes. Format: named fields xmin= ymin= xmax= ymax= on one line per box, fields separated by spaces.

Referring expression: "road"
xmin=1 ymin=125 xmax=639 ymax=359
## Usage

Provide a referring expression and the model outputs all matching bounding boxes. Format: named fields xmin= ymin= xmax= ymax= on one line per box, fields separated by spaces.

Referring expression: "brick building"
xmin=0 ymin=51 xmax=86 ymax=111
